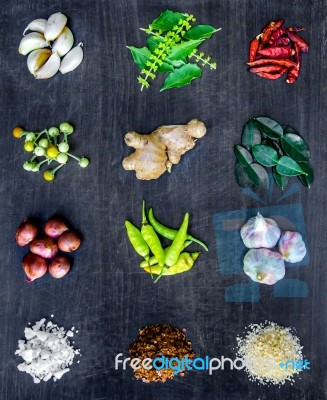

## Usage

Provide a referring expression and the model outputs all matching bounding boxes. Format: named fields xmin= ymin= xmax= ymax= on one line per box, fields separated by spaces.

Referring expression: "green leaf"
xmin=245 ymin=163 xmax=269 ymax=189
xmin=167 ymin=39 xmax=203 ymax=61
xmin=254 ymin=117 xmax=283 ymax=139
xmin=160 ymin=63 xmax=202 ymax=91
xmin=165 ymin=59 xmax=186 ymax=68
xmin=234 ymin=145 xmax=253 ymax=167
xmin=235 ymin=162 xmax=253 ymax=188
xmin=273 ymin=168 xmax=289 ymax=190
xmin=150 ymin=10 xmax=187 ymax=31
xmin=252 ymin=144 xmax=278 ymax=167
xmin=298 ymin=163 xmax=314 ymax=188
xmin=269 ymin=139 xmax=284 ymax=157
xmin=184 ymin=25 xmax=219 ymax=40
xmin=276 ymin=156 xmax=306 ymax=176
xmin=146 ymin=36 xmax=164 ymax=53
xmin=280 ymin=132 xmax=311 ymax=162
xmin=241 ymin=119 xmax=261 ymax=149
xmin=127 ymin=46 xmax=152 ymax=69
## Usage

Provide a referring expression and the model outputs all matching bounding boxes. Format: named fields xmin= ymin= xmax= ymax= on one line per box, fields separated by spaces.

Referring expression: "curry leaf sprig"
xmin=234 ymin=117 xmax=314 ymax=191
xmin=127 ymin=10 xmax=220 ymax=91
xmin=125 ymin=201 xmax=208 ymax=283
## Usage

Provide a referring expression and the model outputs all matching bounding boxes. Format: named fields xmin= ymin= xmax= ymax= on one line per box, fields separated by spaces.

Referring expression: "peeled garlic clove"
xmin=52 ymin=27 xmax=74 ymax=57
xmin=27 ymin=49 xmax=51 ymax=75
xmin=23 ymin=18 xmax=47 ymax=35
xmin=278 ymin=231 xmax=307 ymax=263
xmin=44 ymin=12 xmax=67 ymax=41
xmin=59 ymin=43 xmax=83 ymax=74
xmin=243 ymin=248 xmax=285 ymax=285
xmin=35 ymin=52 xmax=60 ymax=79
xmin=18 ymin=32 xmax=49 ymax=55
xmin=240 ymin=212 xmax=281 ymax=249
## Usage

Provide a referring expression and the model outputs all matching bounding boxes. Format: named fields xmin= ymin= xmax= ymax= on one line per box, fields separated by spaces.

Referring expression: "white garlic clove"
xmin=27 ymin=48 xmax=52 ymax=75
xmin=278 ymin=231 xmax=307 ymax=263
xmin=243 ymin=248 xmax=285 ymax=285
xmin=34 ymin=52 xmax=60 ymax=79
xmin=240 ymin=212 xmax=281 ymax=249
xmin=59 ymin=43 xmax=83 ymax=74
xmin=23 ymin=18 xmax=47 ymax=36
xmin=18 ymin=32 xmax=49 ymax=55
xmin=44 ymin=12 xmax=67 ymax=41
xmin=52 ymin=27 xmax=74 ymax=57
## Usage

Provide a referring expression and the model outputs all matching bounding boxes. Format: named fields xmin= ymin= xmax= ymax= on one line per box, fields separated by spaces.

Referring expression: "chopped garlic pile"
xmin=236 ymin=322 xmax=303 ymax=385
xmin=15 ymin=317 xmax=80 ymax=383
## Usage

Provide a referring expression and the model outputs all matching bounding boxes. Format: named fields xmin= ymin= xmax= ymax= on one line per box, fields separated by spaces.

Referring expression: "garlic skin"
xmin=18 ymin=32 xmax=49 ymax=55
xmin=278 ymin=231 xmax=307 ymax=263
xmin=23 ymin=18 xmax=47 ymax=36
xmin=52 ymin=27 xmax=74 ymax=57
xmin=244 ymin=248 xmax=285 ymax=285
xmin=44 ymin=12 xmax=67 ymax=41
xmin=35 ymin=52 xmax=60 ymax=79
xmin=27 ymin=48 xmax=51 ymax=75
xmin=59 ymin=43 xmax=83 ymax=74
xmin=241 ymin=212 xmax=281 ymax=249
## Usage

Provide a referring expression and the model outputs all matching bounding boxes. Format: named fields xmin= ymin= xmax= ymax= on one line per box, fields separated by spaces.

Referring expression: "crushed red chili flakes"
xmin=128 ymin=324 xmax=194 ymax=383
xmin=247 ymin=20 xmax=309 ymax=83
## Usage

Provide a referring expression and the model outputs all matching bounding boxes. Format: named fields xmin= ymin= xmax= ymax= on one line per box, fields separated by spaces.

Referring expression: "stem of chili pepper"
xmin=247 ymin=58 xmax=297 ymax=69
xmin=164 ymin=213 xmax=189 ymax=268
xmin=288 ymin=27 xmax=305 ymax=32
xmin=286 ymin=31 xmax=309 ymax=52
xmin=258 ymin=46 xmax=295 ymax=59
xmin=125 ymin=221 xmax=150 ymax=262
xmin=148 ymin=208 xmax=208 ymax=251
xmin=141 ymin=201 xmax=165 ymax=267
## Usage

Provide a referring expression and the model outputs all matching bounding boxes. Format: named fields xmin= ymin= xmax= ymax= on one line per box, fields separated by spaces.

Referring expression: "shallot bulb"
xmin=45 ymin=216 xmax=69 ymax=238
xmin=49 ymin=256 xmax=71 ymax=278
xmin=15 ymin=221 xmax=38 ymax=246
xmin=22 ymin=253 xmax=47 ymax=282
xmin=58 ymin=231 xmax=81 ymax=252
xmin=30 ymin=237 xmax=58 ymax=258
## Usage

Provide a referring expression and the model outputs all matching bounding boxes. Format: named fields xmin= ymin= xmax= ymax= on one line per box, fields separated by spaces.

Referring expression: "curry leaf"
xmin=246 ymin=163 xmax=269 ymax=189
xmin=276 ymin=156 xmax=306 ymax=176
xmin=298 ymin=163 xmax=314 ymax=188
xmin=184 ymin=25 xmax=219 ymax=40
xmin=234 ymin=145 xmax=253 ymax=167
xmin=160 ymin=63 xmax=202 ymax=91
xmin=254 ymin=117 xmax=283 ymax=139
xmin=273 ymin=168 xmax=289 ymax=190
xmin=280 ymin=132 xmax=311 ymax=162
xmin=235 ymin=162 xmax=253 ymax=188
xmin=252 ymin=145 xmax=278 ymax=167
xmin=241 ymin=119 xmax=261 ymax=149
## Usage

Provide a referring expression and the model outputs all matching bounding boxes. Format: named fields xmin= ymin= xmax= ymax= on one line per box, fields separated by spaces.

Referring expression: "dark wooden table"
xmin=0 ymin=1 xmax=326 ymax=399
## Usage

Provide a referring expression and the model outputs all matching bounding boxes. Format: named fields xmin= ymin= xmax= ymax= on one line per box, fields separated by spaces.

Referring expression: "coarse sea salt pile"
xmin=15 ymin=317 xmax=80 ymax=383
xmin=236 ymin=321 xmax=303 ymax=386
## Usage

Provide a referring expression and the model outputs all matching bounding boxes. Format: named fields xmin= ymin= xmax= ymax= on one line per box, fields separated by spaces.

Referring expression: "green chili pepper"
xmin=148 ymin=208 xmax=208 ymax=251
xmin=141 ymin=201 xmax=165 ymax=267
xmin=125 ymin=221 xmax=150 ymax=261
xmin=164 ymin=213 xmax=189 ymax=268
xmin=139 ymin=240 xmax=192 ymax=268
xmin=144 ymin=252 xmax=200 ymax=276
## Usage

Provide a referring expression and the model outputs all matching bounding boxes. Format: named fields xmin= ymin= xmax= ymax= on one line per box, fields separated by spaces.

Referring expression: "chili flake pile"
xmin=129 ymin=324 xmax=194 ymax=383
xmin=247 ymin=20 xmax=309 ymax=83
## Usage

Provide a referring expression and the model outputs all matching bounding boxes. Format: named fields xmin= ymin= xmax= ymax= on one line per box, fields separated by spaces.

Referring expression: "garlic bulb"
xmin=241 ymin=212 xmax=281 ymax=249
xmin=278 ymin=231 xmax=307 ymax=263
xmin=244 ymin=248 xmax=285 ymax=285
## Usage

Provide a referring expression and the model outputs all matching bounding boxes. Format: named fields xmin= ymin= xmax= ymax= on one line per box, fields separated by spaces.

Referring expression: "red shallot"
xmin=45 ymin=216 xmax=69 ymax=238
xmin=30 ymin=237 xmax=58 ymax=259
xmin=22 ymin=253 xmax=47 ymax=282
xmin=15 ymin=221 xmax=38 ymax=246
xmin=58 ymin=231 xmax=81 ymax=253
xmin=49 ymin=256 xmax=71 ymax=278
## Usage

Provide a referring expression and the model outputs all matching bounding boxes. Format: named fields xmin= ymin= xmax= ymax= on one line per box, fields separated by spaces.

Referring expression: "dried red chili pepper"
xmin=252 ymin=68 xmax=288 ymax=80
xmin=249 ymin=65 xmax=285 ymax=74
xmin=260 ymin=19 xmax=285 ymax=46
xmin=247 ymin=58 xmax=297 ymax=69
xmin=272 ymin=37 xmax=290 ymax=46
xmin=268 ymin=28 xmax=287 ymax=44
xmin=286 ymin=43 xmax=301 ymax=84
xmin=286 ymin=31 xmax=309 ymax=52
xmin=258 ymin=46 xmax=295 ymax=58
xmin=249 ymin=37 xmax=260 ymax=62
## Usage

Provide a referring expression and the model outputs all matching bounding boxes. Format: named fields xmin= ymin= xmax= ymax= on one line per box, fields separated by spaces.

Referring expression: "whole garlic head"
xmin=278 ymin=231 xmax=307 ymax=263
xmin=241 ymin=212 xmax=281 ymax=249
xmin=243 ymin=248 xmax=285 ymax=285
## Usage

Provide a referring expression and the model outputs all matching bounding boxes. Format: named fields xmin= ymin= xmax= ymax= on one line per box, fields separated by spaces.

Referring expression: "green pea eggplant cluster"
xmin=125 ymin=201 xmax=208 ymax=282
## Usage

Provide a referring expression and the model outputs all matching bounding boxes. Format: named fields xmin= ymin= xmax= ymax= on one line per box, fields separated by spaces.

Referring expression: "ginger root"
xmin=122 ymin=119 xmax=206 ymax=180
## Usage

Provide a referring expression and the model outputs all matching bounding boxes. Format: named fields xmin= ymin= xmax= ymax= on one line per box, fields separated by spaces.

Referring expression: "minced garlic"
xmin=236 ymin=322 xmax=304 ymax=385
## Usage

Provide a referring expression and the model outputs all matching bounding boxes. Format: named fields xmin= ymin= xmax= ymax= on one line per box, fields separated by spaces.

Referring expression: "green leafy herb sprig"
xmin=127 ymin=10 xmax=220 ymax=91
xmin=234 ymin=117 xmax=313 ymax=190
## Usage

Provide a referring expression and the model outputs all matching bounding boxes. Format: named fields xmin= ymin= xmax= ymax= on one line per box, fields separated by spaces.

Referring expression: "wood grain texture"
xmin=0 ymin=0 xmax=326 ymax=399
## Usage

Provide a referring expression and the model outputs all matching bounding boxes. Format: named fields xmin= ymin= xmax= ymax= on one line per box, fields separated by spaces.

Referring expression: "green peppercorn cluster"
xmin=13 ymin=123 xmax=90 ymax=181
